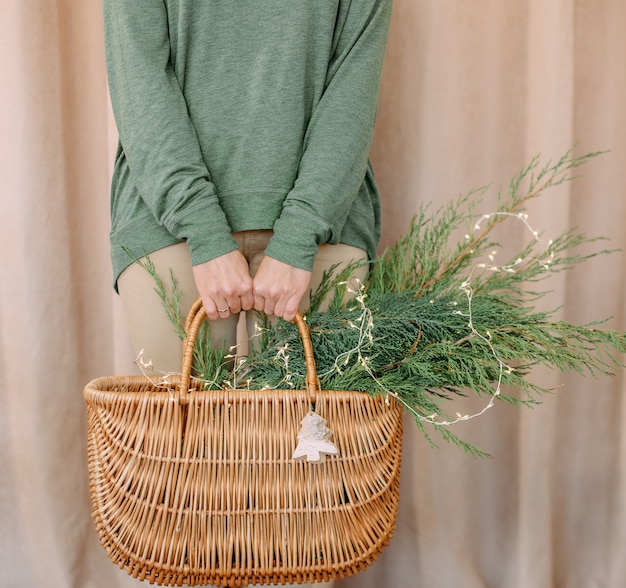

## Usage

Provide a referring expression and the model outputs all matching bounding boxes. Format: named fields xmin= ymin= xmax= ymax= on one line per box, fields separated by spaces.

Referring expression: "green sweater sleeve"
xmin=264 ymin=0 xmax=393 ymax=271
xmin=103 ymin=0 xmax=238 ymax=266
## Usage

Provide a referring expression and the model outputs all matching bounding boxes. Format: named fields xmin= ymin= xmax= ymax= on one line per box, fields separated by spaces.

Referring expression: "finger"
xmin=282 ymin=296 xmax=301 ymax=322
xmin=240 ymin=291 xmax=255 ymax=312
xmin=203 ymin=298 xmax=220 ymax=321
xmin=253 ymin=292 xmax=265 ymax=313
xmin=262 ymin=297 xmax=276 ymax=317
xmin=227 ymin=297 xmax=242 ymax=314
xmin=273 ymin=294 xmax=287 ymax=321
xmin=215 ymin=300 xmax=231 ymax=319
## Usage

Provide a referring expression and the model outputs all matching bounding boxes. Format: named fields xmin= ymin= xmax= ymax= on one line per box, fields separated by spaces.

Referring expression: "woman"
xmin=103 ymin=2 xmax=392 ymax=583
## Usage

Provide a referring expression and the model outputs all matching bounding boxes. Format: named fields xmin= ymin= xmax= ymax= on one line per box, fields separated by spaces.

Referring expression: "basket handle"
xmin=178 ymin=298 xmax=320 ymax=402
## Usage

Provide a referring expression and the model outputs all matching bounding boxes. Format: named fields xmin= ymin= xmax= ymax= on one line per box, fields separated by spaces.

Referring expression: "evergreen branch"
xmin=139 ymin=150 xmax=624 ymax=457
xmin=123 ymin=247 xmax=187 ymax=340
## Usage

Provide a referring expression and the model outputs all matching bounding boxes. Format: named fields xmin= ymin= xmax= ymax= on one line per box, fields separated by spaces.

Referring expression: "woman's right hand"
xmin=192 ymin=250 xmax=254 ymax=320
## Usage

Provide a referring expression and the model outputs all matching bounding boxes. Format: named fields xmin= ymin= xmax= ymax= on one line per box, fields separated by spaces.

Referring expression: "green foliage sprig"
xmin=141 ymin=150 xmax=626 ymax=456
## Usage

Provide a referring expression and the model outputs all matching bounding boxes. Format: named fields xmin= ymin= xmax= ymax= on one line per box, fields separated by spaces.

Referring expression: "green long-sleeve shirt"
xmin=104 ymin=0 xmax=392 ymax=287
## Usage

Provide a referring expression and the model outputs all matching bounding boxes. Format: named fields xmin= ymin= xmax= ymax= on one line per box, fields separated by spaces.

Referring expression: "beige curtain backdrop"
xmin=2 ymin=1 xmax=625 ymax=587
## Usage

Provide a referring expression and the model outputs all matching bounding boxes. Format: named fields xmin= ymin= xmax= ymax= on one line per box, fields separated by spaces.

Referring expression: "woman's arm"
xmin=263 ymin=0 xmax=393 ymax=271
xmin=104 ymin=0 xmax=238 ymax=266
xmin=253 ymin=0 xmax=392 ymax=320
xmin=105 ymin=1 xmax=256 ymax=319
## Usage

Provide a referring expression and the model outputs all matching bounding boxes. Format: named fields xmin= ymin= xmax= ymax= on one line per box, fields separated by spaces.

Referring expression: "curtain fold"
xmin=2 ymin=1 xmax=625 ymax=587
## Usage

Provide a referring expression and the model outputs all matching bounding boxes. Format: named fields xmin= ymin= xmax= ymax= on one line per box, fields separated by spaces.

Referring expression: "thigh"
xmin=117 ymin=242 xmax=239 ymax=373
xmin=304 ymin=242 xmax=369 ymax=311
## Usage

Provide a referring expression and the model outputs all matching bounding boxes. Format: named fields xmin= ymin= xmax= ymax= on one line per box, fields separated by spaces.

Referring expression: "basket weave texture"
xmin=84 ymin=299 xmax=403 ymax=586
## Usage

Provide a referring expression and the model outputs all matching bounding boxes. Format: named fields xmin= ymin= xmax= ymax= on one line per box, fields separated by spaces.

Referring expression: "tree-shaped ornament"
xmin=292 ymin=411 xmax=339 ymax=463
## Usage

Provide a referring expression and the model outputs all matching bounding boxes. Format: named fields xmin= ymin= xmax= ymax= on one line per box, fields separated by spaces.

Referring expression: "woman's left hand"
xmin=252 ymin=257 xmax=311 ymax=321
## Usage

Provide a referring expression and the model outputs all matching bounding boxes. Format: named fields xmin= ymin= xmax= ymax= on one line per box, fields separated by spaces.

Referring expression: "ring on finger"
xmin=217 ymin=306 xmax=229 ymax=313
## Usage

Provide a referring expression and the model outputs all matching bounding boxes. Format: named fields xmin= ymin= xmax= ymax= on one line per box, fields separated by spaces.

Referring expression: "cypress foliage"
xmin=141 ymin=151 xmax=626 ymax=456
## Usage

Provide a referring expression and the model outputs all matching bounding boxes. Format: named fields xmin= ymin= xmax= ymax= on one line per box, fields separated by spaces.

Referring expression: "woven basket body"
xmin=84 ymin=301 xmax=403 ymax=586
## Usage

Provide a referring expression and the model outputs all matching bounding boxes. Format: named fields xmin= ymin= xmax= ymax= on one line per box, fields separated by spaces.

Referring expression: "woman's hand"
xmin=253 ymin=257 xmax=311 ymax=322
xmin=192 ymin=250 xmax=254 ymax=320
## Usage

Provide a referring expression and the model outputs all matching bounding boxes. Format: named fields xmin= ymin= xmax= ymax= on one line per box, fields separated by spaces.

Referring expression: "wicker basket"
xmin=84 ymin=299 xmax=403 ymax=586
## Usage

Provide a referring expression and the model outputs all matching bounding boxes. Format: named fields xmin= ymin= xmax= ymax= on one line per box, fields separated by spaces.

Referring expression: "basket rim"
xmin=83 ymin=374 xmax=394 ymax=401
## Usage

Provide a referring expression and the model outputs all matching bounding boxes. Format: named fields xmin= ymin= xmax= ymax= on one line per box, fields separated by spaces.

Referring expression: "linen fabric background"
xmin=2 ymin=1 xmax=625 ymax=587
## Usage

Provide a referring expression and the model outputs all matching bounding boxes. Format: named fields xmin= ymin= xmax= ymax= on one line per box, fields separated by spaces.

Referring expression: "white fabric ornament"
xmin=292 ymin=411 xmax=339 ymax=463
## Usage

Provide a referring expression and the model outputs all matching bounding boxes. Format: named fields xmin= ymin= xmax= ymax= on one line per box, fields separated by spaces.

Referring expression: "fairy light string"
xmin=133 ymin=209 xmax=554 ymax=429
xmin=324 ymin=209 xmax=557 ymax=428
xmin=124 ymin=152 xmax=626 ymax=457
